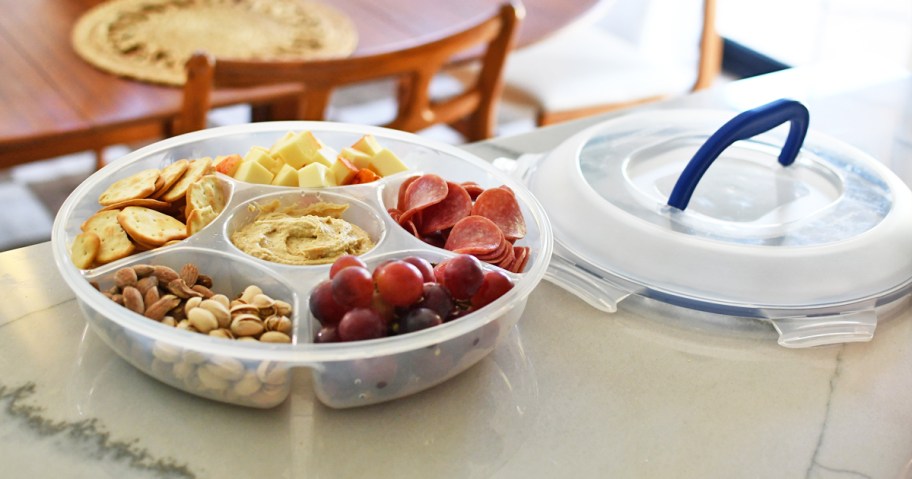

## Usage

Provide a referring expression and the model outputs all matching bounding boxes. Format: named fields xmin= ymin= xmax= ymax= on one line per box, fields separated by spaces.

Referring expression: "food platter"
xmin=51 ymin=121 xmax=553 ymax=408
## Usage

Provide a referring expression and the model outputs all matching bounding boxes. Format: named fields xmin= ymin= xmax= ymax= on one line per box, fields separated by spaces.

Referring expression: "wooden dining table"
xmin=0 ymin=0 xmax=603 ymax=169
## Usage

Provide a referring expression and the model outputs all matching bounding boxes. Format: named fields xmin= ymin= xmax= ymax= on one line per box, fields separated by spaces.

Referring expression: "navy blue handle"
xmin=666 ymin=99 xmax=810 ymax=210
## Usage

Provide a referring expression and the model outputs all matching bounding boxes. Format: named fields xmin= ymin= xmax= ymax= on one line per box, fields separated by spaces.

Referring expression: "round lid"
xmin=527 ymin=100 xmax=912 ymax=346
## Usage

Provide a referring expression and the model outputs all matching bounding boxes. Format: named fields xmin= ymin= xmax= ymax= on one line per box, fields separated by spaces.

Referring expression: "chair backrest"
xmin=176 ymin=2 xmax=523 ymax=141
xmin=693 ymin=0 xmax=722 ymax=91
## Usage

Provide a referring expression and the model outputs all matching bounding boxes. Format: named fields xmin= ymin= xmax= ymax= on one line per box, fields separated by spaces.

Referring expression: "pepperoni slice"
xmin=513 ymin=246 xmax=530 ymax=273
xmin=399 ymin=174 xmax=448 ymax=225
xmin=471 ymin=187 xmax=527 ymax=241
xmin=460 ymin=181 xmax=485 ymax=200
xmin=396 ymin=175 xmax=420 ymax=211
xmin=418 ymin=182 xmax=472 ymax=235
xmin=444 ymin=216 xmax=503 ymax=255
xmin=387 ymin=207 xmax=403 ymax=223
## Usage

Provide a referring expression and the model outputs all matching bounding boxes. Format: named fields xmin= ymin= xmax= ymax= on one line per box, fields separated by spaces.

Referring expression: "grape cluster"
xmin=309 ymin=254 xmax=514 ymax=342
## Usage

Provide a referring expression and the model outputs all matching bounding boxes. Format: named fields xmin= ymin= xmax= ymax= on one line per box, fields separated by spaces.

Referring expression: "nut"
xmin=205 ymin=357 xmax=245 ymax=381
xmin=136 ymin=276 xmax=159 ymax=295
xmin=187 ymin=308 xmax=218 ymax=333
xmin=209 ymin=328 xmax=234 ymax=340
xmin=274 ymin=300 xmax=293 ymax=317
xmin=122 ymin=286 xmax=144 ymax=314
xmin=132 ymin=264 xmax=155 ymax=277
xmin=114 ymin=267 xmax=138 ymax=289
xmin=151 ymin=265 xmax=180 ymax=284
xmin=144 ymin=294 xmax=181 ymax=321
xmin=183 ymin=296 xmax=203 ymax=316
xmin=264 ymin=315 xmax=293 ymax=335
xmin=232 ymin=371 xmax=262 ymax=396
xmin=259 ymin=331 xmax=291 ymax=343
xmin=239 ymin=285 xmax=263 ymax=304
xmin=190 ymin=284 xmax=215 ymax=298
xmin=199 ymin=299 xmax=231 ymax=328
xmin=230 ymin=314 xmax=265 ymax=337
xmin=179 ymin=263 xmax=199 ymax=286
xmin=166 ymin=279 xmax=202 ymax=299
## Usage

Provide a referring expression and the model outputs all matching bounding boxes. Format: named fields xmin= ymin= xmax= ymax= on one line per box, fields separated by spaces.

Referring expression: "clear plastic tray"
xmin=51 ymin=122 xmax=553 ymax=408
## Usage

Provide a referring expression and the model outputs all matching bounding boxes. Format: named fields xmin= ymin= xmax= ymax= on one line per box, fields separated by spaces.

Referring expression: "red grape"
xmin=338 ymin=308 xmax=386 ymax=341
xmin=417 ymin=282 xmax=454 ymax=318
xmin=401 ymin=308 xmax=443 ymax=333
xmin=370 ymin=290 xmax=396 ymax=325
xmin=330 ymin=254 xmax=367 ymax=279
xmin=315 ymin=326 xmax=340 ymax=343
xmin=374 ymin=260 xmax=424 ymax=307
xmin=439 ymin=254 xmax=484 ymax=300
xmin=309 ymin=280 xmax=348 ymax=326
xmin=402 ymin=256 xmax=435 ymax=282
xmin=470 ymin=270 xmax=514 ymax=308
xmin=332 ymin=266 xmax=373 ymax=308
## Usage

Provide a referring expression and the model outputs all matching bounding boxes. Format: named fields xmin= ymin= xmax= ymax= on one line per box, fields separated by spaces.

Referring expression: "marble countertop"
xmin=3 ymin=64 xmax=912 ymax=478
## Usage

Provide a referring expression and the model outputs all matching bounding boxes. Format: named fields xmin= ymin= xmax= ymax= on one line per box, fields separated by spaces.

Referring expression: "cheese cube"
xmin=311 ymin=146 xmax=338 ymax=168
xmin=351 ymin=134 xmax=383 ymax=156
xmin=269 ymin=132 xmax=295 ymax=152
xmin=270 ymin=137 xmax=309 ymax=169
xmin=297 ymin=163 xmax=336 ymax=188
xmin=271 ymin=163 xmax=300 ymax=187
xmin=233 ymin=160 xmax=275 ymax=185
xmin=295 ymin=130 xmax=325 ymax=156
xmin=339 ymin=147 xmax=373 ymax=170
xmin=245 ymin=146 xmax=284 ymax=175
xmin=369 ymin=148 xmax=409 ymax=176
xmin=331 ymin=157 xmax=360 ymax=186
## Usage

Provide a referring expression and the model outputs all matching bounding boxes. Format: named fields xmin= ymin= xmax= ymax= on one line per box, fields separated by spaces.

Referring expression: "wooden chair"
xmin=175 ymin=3 xmax=523 ymax=142
xmin=498 ymin=0 xmax=721 ymax=126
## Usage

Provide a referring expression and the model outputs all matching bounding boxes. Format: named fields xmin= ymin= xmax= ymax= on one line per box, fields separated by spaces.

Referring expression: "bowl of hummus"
xmin=51 ymin=121 xmax=553 ymax=409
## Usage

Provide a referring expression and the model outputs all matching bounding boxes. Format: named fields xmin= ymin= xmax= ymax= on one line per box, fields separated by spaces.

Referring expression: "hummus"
xmin=231 ymin=201 xmax=374 ymax=265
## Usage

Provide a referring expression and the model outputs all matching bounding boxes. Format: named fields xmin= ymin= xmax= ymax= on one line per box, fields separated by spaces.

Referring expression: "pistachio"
xmin=181 ymin=349 xmax=208 ymax=365
xmin=232 ymin=371 xmax=262 ymax=396
xmin=161 ymin=316 xmax=177 ymax=327
xmin=199 ymin=299 xmax=231 ymax=328
xmin=274 ymin=300 xmax=293 ymax=317
xmin=264 ymin=315 xmax=293 ymax=335
xmin=210 ymin=294 xmax=230 ymax=309
xmin=230 ymin=303 xmax=259 ymax=316
xmin=176 ymin=319 xmax=198 ymax=333
xmin=259 ymin=331 xmax=291 ymax=343
xmin=231 ymin=313 xmax=265 ymax=337
xmin=179 ymin=263 xmax=199 ymax=286
xmin=114 ymin=267 xmax=138 ymax=289
xmin=152 ymin=341 xmax=181 ymax=363
xmin=122 ymin=286 xmax=144 ymax=314
xmin=240 ymin=285 xmax=263 ymax=304
xmin=209 ymin=328 xmax=234 ymax=340
xmin=256 ymin=361 xmax=287 ymax=386
xmin=196 ymin=365 xmax=230 ymax=391
xmin=205 ymin=357 xmax=245 ymax=381
xmin=172 ymin=360 xmax=196 ymax=381
xmin=183 ymin=296 xmax=203 ymax=316
xmin=188 ymin=308 xmax=218 ymax=333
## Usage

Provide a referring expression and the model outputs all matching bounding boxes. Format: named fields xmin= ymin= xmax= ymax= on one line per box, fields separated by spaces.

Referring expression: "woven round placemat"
xmin=72 ymin=0 xmax=358 ymax=86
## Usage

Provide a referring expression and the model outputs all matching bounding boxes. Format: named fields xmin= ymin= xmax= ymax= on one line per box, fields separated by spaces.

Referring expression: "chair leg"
xmin=94 ymin=148 xmax=105 ymax=170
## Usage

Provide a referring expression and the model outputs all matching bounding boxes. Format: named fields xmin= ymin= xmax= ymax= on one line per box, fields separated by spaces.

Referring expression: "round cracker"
xmin=186 ymin=205 xmax=219 ymax=236
xmin=118 ymin=206 xmax=188 ymax=246
xmin=187 ymin=174 xmax=227 ymax=215
xmin=82 ymin=209 xmax=137 ymax=264
xmin=151 ymin=159 xmax=190 ymax=199
xmin=98 ymin=168 xmax=161 ymax=206
xmin=160 ymin=157 xmax=212 ymax=203
xmin=100 ymin=197 xmax=173 ymax=212
xmin=70 ymin=231 xmax=101 ymax=269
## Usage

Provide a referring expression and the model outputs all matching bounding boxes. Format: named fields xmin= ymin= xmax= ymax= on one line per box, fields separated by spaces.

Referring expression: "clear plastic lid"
xmin=524 ymin=100 xmax=912 ymax=347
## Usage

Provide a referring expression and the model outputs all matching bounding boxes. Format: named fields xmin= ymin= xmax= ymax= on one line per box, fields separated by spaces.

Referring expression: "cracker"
xmin=118 ymin=206 xmax=188 ymax=246
xmin=187 ymin=174 xmax=226 ymax=213
xmin=99 ymin=197 xmax=173 ymax=212
xmin=70 ymin=231 xmax=101 ymax=269
xmin=160 ymin=157 xmax=212 ymax=203
xmin=151 ymin=159 xmax=190 ymax=199
xmin=98 ymin=168 xmax=161 ymax=206
xmin=82 ymin=209 xmax=136 ymax=264
xmin=186 ymin=205 xmax=219 ymax=236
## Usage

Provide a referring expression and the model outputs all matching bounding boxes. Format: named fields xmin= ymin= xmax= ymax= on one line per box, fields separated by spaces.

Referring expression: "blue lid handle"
xmin=666 ymin=98 xmax=810 ymax=210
